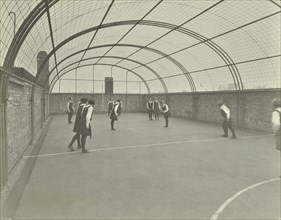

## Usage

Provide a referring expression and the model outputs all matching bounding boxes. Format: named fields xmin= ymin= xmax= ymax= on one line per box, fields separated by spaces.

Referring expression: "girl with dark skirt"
xmin=110 ymin=99 xmax=120 ymax=130
xmin=67 ymin=97 xmax=74 ymax=123
xmin=154 ymin=97 xmax=160 ymax=121
xmin=147 ymin=98 xmax=154 ymax=121
xmin=67 ymin=97 xmax=88 ymax=151
xmin=80 ymin=99 xmax=95 ymax=153
xmin=161 ymin=100 xmax=170 ymax=127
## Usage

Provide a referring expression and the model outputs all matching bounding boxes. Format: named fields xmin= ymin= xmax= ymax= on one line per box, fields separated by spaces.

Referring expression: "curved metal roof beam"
xmin=46 ymin=45 xmax=189 ymax=92
xmin=4 ymin=0 xmax=279 ymax=90
xmin=35 ymin=19 xmax=208 ymax=91
xmin=4 ymin=0 xmax=279 ymax=72
xmin=47 ymin=56 xmax=167 ymax=92
xmin=50 ymin=63 xmax=150 ymax=94
xmin=3 ymin=0 xmax=59 ymax=69
xmin=35 ymin=20 xmax=244 ymax=91
xmin=52 ymin=43 xmax=195 ymax=91
xmin=7 ymin=17 xmax=238 ymax=91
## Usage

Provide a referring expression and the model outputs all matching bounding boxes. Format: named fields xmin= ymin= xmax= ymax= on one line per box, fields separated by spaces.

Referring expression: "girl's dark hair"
xmin=80 ymin=97 xmax=88 ymax=103
xmin=88 ymin=99 xmax=95 ymax=105
xmin=272 ymin=98 xmax=281 ymax=107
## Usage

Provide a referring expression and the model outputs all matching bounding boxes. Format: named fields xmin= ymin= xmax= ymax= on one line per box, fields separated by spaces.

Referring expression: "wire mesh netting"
xmin=1 ymin=0 xmax=280 ymax=93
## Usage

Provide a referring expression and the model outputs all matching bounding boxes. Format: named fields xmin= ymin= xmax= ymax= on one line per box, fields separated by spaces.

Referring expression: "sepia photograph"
xmin=0 ymin=0 xmax=280 ymax=219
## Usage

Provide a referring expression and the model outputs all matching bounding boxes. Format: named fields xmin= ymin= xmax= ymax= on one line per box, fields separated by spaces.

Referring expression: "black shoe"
xmin=230 ymin=136 xmax=237 ymax=139
xmin=221 ymin=135 xmax=228 ymax=137
xmin=111 ymin=128 xmax=116 ymax=130
xmin=82 ymin=149 xmax=90 ymax=153
xmin=67 ymin=146 xmax=74 ymax=151
xmin=164 ymin=125 xmax=168 ymax=127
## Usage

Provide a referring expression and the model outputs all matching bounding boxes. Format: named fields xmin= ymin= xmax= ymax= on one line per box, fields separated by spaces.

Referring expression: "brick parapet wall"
xmin=6 ymin=80 xmax=49 ymax=173
xmin=6 ymin=81 xmax=32 ymax=172
xmin=49 ymin=93 xmax=144 ymax=114
xmin=50 ymin=89 xmax=281 ymax=132
xmin=34 ymin=87 xmax=43 ymax=132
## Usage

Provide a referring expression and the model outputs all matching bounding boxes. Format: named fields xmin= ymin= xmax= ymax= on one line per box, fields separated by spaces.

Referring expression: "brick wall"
xmin=243 ymin=90 xmax=281 ymax=131
xmin=49 ymin=93 xmax=144 ymax=114
xmin=6 ymin=81 xmax=32 ymax=172
xmin=6 ymin=80 xmax=49 ymax=173
xmin=50 ymin=89 xmax=281 ymax=132
xmin=34 ymin=87 xmax=43 ymax=133
xmin=164 ymin=90 xmax=280 ymax=132
xmin=193 ymin=92 xmax=238 ymax=124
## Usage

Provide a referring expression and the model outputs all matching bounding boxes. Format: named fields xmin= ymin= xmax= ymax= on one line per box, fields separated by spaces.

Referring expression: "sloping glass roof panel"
xmin=12 ymin=8 xmax=52 ymax=75
xmin=183 ymin=0 xmax=280 ymax=38
xmin=133 ymin=65 xmax=159 ymax=81
xmin=55 ymin=53 xmax=87 ymax=74
xmin=92 ymin=65 xmax=112 ymax=80
xmin=83 ymin=47 xmax=116 ymax=60
xmin=212 ymin=14 xmax=280 ymax=62
xmin=1 ymin=0 xmax=280 ymax=93
xmin=91 ymin=25 xmax=136 ymax=47
xmin=170 ymin=44 xmax=226 ymax=72
xmin=146 ymin=80 xmax=165 ymax=93
xmin=74 ymin=58 xmax=100 ymax=70
xmin=237 ymin=57 xmax=280 ymax=89
xmin=42 ymin=64 xmax=147 ymax=93
xmin=115 ymin=59 xmax=140 ymax=70
xmin=105 ymin=46 xmax=157 ymax=60
xmin=96 ymin=57 xmax=121 ymax=66
xmin=76 ymin=80 xmax=95 ymax=93
xmin=118 ymin=25 xmax=169 ymax=45
xmin=145 ymin=0 xmax=218 ymax=25
xmin=0 ymin=0 xmax=41 ymax=66
xmin=151 ymin=31 xmax=201 ymax=55
xmin=128 ymin=50 xmax=163 ymax=64
xmin=103 ymin=0 xmax=159 ymax=23
xmin=49 ymin=0 xmax=112 ymax=47
xmin=162 ymin=74 xmax=192 ymax=93
xmin=48 ymin=55 xmax=56 ymax=78
xmin=146 ymin=59 xmax=183 ymax=78
xmin=190 ymin=67 xmax=235 ymax=91
xmin=73 ymin=66 xmax=94 ymax=80
xmin=55 ymin=78 xmax=75 ymax=93
xmin=56 ymin=32 xmax=96 ymax=64
xmin=126 ymin=81 xmax=145 ymax=94
xmin=60 ymin=69 xmax=76 ymax=79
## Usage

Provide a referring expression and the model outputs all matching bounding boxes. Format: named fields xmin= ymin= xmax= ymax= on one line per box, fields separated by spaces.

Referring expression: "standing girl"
xmin=110 ymin=99 xmax=120 ymax=130
xmin=67 ymin=97 xmax=74 ymax=123
xmin=161 ymin=100 xmax=170 ymax=127
xmin=80 ymin=99 xmax=95 ymax=153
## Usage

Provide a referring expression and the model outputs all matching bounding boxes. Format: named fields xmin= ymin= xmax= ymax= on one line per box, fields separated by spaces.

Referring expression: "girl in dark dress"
xmin=161 ymin=100 xmax=170 ymax=127
xmin=67 ymin=97 xmax=88 ymax=151
xmin=147 ymin=98 xmax=154 ymax=121
xmin=80 ymin=99 xmax=95 ymax=153
xmin=110 ymin=99 xmax=120 ymax=130
xmin=154 ymin=97 xmax=160 ymax=121
xmin=67 ymin=97 xmax=74 ymax=123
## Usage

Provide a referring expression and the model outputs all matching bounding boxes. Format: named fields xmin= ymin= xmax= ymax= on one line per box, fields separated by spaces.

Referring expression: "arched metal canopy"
xmin=50 ymin=63 xmax=151 ymax=94
xmin=48 ymin=55 xmax=168 ymax=92
xmin=1 ymin=0 xmax=280 ymax=93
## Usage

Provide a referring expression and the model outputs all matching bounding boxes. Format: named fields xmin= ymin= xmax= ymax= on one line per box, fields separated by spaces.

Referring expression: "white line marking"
xmin=210 ymin=178 xmax=280 ymax=220
xmin=23 ymin=134 xmax=271 ymax=159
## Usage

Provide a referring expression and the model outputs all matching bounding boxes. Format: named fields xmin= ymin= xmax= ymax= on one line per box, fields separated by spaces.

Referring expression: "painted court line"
xmin=23 ymin=134 xmax=271 ymax=159
xmin=210 ymin=178 xmax=280 ymax=220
